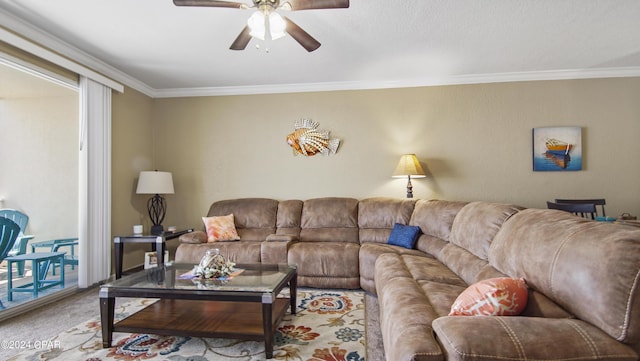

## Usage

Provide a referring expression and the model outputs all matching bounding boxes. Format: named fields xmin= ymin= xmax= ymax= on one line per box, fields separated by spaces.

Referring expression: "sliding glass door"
xmin=0 ymin=59 xmax=79 ymax=316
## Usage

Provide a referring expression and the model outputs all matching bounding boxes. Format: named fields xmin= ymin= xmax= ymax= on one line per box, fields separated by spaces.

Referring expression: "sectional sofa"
xmin=174 ymin=197 xmax=640 ymax=361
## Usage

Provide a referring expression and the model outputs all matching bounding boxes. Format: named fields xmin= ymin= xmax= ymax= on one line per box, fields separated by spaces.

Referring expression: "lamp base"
xmin=150 ymin=224 xmax=164 ymax=236
xmin=147 ymin=194 xmax=167 ymax=236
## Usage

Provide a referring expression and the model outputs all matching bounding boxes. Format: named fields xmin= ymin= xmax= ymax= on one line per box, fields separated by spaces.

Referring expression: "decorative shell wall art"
xmin=286 ymin=118 xmax=341 ymax=156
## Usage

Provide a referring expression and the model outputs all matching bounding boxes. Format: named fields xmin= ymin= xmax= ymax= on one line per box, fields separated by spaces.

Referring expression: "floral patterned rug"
xmin=8 ymin=290 xmax=365 ymax=361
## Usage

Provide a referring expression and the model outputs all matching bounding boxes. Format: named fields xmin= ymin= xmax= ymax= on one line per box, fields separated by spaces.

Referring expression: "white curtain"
xmin=78 ymin=76 xmax=112 ymax=288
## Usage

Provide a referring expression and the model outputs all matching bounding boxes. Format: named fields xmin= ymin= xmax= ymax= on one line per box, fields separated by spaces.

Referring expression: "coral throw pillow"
xmin=202 ymin=214 xmax=240 ymax=242
xmin=449 ymin=277 xmax=528 ymax=316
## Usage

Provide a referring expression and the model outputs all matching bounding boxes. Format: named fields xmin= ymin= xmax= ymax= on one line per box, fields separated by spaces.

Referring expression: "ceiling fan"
xmin=173 ymin=0 xmax=349 ymax=52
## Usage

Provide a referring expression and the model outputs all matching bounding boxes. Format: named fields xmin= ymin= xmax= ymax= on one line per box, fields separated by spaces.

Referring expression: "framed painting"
xmin=532 ymin=127 xmax=582 ymax=171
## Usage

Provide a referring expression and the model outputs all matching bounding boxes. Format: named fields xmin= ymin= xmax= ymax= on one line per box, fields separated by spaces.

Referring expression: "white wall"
xmin=0 ymin=95 xmax=78 ymax=241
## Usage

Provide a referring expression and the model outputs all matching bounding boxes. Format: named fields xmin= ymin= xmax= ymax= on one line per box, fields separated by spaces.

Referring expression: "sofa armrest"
xmin=178 ymin=231 xmax=207 ymax=244
xmin=261 ymin=234 xmax=299 ymax=264
xmin=432 ymin=316 xmax=638 ymax=361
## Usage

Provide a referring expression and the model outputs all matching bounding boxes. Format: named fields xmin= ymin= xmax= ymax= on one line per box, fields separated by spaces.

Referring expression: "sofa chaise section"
xmin=374 ymin=201 xmax=522 ymax=361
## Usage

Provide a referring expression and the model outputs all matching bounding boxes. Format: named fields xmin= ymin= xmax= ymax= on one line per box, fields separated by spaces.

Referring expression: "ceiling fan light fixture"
xmin=280 ymin=1 xmax=292 ymax=11
xmin=247 ymin=11 xmax=266 ymax=40
xmin=269 ymin=12 xmax=287 ymax=40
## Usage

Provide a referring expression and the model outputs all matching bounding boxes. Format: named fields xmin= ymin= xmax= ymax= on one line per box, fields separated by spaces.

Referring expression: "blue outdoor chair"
xmin=0 ymin=209 xmax=34 ymax=277
xmin=0 ymin=217 xmax=21 ymax=309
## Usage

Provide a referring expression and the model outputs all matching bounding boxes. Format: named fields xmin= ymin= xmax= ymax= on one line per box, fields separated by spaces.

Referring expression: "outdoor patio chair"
xmin=0 ymin=217 xmax=21 ymax=309
xmin=0 ymin=209 xmax=34 ymax=276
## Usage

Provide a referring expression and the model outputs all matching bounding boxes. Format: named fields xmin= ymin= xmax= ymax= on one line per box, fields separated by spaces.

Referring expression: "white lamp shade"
xmin=392 ymin=154 xmax=426 ymax=178
xmin=269 ymin=12 xmax=286 ymax=40
xmin=248 ymin=11 xmax=266 ymax=40
xmin=136 ymin=171 xmax=175 ymax=194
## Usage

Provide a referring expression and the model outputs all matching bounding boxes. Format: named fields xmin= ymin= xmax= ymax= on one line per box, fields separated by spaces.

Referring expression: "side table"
xmin=113 ymin=229 xmax=192 ymax=279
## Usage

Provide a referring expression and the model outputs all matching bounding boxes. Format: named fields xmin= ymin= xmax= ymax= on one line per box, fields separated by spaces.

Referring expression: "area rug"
xmin=8 ymin=289 xmax=365 ymax=361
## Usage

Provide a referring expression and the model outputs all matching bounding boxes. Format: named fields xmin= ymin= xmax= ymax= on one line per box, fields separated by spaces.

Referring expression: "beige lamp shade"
xmin=392 ymin=154 xmax=426 ymax=178
xmin=136 ymin=171 xmax=175 ymax=195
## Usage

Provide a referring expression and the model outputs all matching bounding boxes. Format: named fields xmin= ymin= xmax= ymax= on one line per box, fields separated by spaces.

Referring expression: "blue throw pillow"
xmin=387 ymin=223 xmax=421 ymax=249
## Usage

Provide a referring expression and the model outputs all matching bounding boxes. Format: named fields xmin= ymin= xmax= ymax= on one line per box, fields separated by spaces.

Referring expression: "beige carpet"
xmin=0 ymin=287 xmax=101 ymax=360
xmin=0 ymin=287 xmax=386 ymax=360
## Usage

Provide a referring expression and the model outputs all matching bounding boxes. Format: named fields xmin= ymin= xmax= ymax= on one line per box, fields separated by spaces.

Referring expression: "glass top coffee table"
xmin=99 ymin=262 xmax=297 ymax=358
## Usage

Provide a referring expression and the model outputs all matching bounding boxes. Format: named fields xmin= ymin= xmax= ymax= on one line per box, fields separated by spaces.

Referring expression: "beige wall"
xmin=146 ymin=77 xmax=640 ymax=231
xmin=111 ymin=86 xmax=156 ymax=269
xmin=0 ymin=95 xmax=79 ymax=241
xmin=112 ymin=77 xmax=640 ymax=269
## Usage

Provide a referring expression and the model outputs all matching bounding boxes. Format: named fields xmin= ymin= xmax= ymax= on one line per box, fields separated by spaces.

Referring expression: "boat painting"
xmin=545 ymin=138 xmax=573 ymax=155
xmin=533 ymin=127 xmax=582 ymax=171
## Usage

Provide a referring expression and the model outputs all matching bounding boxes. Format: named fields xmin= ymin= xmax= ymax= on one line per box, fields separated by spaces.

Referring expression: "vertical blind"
xmin=78 ymin=77 xmax=112 ymax=288
xmin=2 ymin=16 xmax=123 ymax=287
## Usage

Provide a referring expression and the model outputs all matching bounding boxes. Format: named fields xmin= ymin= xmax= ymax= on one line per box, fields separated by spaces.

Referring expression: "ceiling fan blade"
xmin=173 ymin=0 xmax=247 ymax=8
xmin=286 ymin=0 xmax=349 ymax=10
xmin=230 ymin=26 xmax=252 ymax=50
xmin=284 ymin=17 xmax=320 ymax=52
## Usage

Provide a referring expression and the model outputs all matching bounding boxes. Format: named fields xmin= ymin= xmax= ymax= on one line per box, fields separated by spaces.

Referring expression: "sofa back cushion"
xmin=275 ymin=199 xmax=303 ymax=237
xmin=490 ymin=208 xmax=640 ymax=347
xmin=449 ymin=202 xmax=523 ymax=260
xmin=431 ymin=202 xmax=522 ymax=286
xmin=358 ymin=197 xmax=415 ymax=244
xmin=300 ymin=197 xmax=359 ymax=243
xmin=207 ymin=198 xmax=278 ymax=241
xmin=410 ymin=200 xmax=468 ymax=257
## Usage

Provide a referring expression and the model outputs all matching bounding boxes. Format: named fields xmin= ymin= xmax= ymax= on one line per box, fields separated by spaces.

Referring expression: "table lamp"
xmin=136 ymin=171 xmax=174 ymax=235
xmin=392 ymin=154 xmax=425 ymax=198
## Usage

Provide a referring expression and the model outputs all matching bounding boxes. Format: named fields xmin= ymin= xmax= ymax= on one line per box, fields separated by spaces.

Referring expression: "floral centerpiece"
xmin=192 ymin=248 xmax=236 ymax=279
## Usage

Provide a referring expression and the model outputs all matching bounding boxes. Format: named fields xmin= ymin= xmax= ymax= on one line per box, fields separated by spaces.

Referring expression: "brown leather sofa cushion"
xmin=178 ymin=230 xmax=206 ymax=244
xmin=490 ymin=208 xmax=640 ymax=348
xmin=376 ymin=253 xmax=446 ymax=361
xmin=299 ymin=197 xmax=359 ymax=243
xmin=433 ymin=316 xmax=638 ymax=361
xmin=174 ymin=241 xmax=261 ymax=264
xmin=288 ymin=242 xmax=360 ymax=278
xmin=449 ymin=202 xmax=522 ymax=260
xmin=207 ymin=198 xmax=278 ymax=241
xmin=358 ymin=197 xmax=416 ymax=244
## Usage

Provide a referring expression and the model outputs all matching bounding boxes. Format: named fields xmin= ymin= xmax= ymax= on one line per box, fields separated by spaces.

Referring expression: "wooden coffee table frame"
xmin=99 ymin=263 xmax=297 ymax=358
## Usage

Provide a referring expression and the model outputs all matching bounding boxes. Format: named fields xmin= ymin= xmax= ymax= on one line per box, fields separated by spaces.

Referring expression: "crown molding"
xmin=151 ymin=66 xmax=640 ymax=98
xmin=0 ymin=8 xmax=141 ymax=95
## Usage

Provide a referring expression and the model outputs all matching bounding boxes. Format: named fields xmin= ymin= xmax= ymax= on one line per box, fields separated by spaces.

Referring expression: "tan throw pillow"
xmin=449 ymin=277 xmax=528 ymax=316
xmin=202 ymin=214 xmax=240 ymax=242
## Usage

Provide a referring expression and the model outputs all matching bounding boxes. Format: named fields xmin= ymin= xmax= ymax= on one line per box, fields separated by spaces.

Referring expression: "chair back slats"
xmin=0 ymin=209 xmax=29 ymax=233
xmin=0 ymin=217 xmax=21 ymax=260
xmin=547 ymin=201 xmax=597 ymax=220
xmin=554 ymin=199 xmax=606 ymax=217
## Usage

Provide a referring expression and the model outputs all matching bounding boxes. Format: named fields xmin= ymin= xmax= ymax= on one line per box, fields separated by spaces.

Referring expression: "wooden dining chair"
xmin=554 ymin=198 xmax=606 ymax=218
xmin=547 ymin=201 xmax=597 ymax=220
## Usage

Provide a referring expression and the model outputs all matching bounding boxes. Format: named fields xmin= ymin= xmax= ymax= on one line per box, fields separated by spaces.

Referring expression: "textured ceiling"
xmin=1 ymin=0 xmax=640 ymax=97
